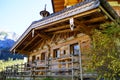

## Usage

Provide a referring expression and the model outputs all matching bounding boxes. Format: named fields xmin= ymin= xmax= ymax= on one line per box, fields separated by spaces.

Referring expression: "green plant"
xmin=42 ymin=77 xmax=54 ymax=80
xmin=89 ymin=21 xmax=120 ymax=80
xmin=6 ymin=78 xmax=16 ymax=80
xmin=0 ymin=59 xmax=24 ymax=72
xmin=55 ymin=78 xmax=66 ymax=80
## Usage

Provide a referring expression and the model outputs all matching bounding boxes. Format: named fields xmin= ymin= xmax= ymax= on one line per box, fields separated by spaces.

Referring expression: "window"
xmin=41 ymin=53 xmax=45 ymax=60
xmin=70 ymin=43 xmax=80 ymax=55
xmin=53 ymin=49 xmax=60 ymax=58
xmin=32 ymin=55 xmax=36 ymax=62
xmin=37 ymin=57 xmax=39 ymax=60
xmin=63 ymin=50 xmax=66 ymax=55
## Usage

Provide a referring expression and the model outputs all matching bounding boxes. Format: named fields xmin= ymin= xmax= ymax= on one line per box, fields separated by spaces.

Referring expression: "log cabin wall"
xmin=10 ymin=0 xmax=120 ymax=79
xmin=27 ymin=32 xmax=91 ymax=77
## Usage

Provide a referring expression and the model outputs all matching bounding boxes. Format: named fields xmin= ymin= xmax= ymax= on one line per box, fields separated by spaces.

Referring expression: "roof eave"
xmin=10 ymin=0 xmax=119 ymax=53
xmin=99 ymin=0 xmax=120 ymax=20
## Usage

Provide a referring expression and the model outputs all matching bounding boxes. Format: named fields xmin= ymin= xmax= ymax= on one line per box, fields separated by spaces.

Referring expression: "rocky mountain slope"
xmin=0 ymin=31 xmax=24 ymax=60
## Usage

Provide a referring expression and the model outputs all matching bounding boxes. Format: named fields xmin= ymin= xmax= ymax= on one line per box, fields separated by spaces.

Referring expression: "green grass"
xmin=6 ymin=78 xmax=23 ymax=80
xmin=0 ymin=59 xmax=24 ymax=72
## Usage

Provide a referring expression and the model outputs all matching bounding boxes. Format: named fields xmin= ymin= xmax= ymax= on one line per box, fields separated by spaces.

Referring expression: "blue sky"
xmin=0 ymin=0 xmax=53 ymax=35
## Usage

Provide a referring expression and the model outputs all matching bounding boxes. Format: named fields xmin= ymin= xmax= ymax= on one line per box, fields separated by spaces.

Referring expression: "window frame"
xmin=53 ymin=48 xmax=60 ymax=58
xmin=70 ymin=43 xmax=80 ymax=55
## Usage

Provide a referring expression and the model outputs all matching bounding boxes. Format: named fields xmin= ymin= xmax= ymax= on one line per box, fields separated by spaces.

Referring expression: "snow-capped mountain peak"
xmin=0 ymin=31 xmax=19 ymax=41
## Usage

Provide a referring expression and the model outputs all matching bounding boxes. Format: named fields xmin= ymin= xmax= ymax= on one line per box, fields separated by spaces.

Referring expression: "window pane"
xmin=54 ymin=49 xmax=60 ymax=58
xmin=56 ymin=49 xmax=60 ymax=58
xmin=74 ymin=44 xmax=80 ymax=55
xmin=70 ymin=43 xmax=80 ymax=55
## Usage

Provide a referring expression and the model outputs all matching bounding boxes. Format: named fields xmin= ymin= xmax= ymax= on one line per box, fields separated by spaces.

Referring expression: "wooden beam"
xmin=53 ymin=28 xmax=80 ymax=34
xmin=36 ymin=39 xmax=46 ymax=49
xmin=66 ymin=20 xmax=90 ymax=34
xmin=84 ymin=16 xmax=108 ymax=23
xmin=50 ymin=34 xmax=56 ymax=44
xmin=35 ymin=8 xmax=101 ymax=30
xmin=44 ymin=25 xmax=69 ymax=32
xmin=27 ymin=39 xmax=43 ymax=51
xmin=21 ymin=35 xmax=39 ymax=50
xmin=16 ymin=50 xmax=31 ymax=55
xmin=38 ymin=32 xmax=51 ymax=39
xmin=13 ymin=32 xmax=32 ymax=51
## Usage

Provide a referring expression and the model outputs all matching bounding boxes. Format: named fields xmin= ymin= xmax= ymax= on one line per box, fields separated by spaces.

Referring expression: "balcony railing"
xmin=2 ymin=53 xmax=97 ymax=80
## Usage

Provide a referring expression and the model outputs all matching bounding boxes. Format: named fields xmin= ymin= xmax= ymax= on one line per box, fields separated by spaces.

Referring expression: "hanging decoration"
xmin=32 ymin=29 xmax=35 ymax=37
xmin=69 ymin=18 xmax=74 ymax=31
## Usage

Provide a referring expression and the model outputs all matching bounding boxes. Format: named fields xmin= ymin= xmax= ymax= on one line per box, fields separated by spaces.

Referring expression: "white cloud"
xmin=0 ymin=27 xmax=11 ymax=32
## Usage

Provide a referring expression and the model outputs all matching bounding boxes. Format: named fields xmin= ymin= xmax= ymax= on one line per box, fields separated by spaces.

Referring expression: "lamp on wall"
xmin=69 ymin=18 xmax=74 ymax=31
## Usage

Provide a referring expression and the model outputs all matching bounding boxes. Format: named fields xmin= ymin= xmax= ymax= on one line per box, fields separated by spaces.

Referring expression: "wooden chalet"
xmin=10 ymin=0 xmax=120 ymax=80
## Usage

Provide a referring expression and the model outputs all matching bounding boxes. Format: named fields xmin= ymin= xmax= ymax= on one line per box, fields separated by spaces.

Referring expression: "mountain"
xmin=0 ymin=31 xmax=25 ymax=60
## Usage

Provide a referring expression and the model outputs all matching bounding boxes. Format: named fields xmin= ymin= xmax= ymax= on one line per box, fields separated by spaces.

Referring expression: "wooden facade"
xmin=10 ymin=0 xmax=120 ymax=79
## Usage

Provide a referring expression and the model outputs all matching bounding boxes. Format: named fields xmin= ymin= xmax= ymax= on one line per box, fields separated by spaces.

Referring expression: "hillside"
xmin=0 ymin=31 xmax=25 ymax=60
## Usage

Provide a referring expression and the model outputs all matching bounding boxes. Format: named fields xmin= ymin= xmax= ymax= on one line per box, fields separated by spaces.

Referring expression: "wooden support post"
xmin=45 ymin=55 xmax=47 ymax=78
xmin=20 ymin=64 xmax=22 ymax=80
xmin=72 ymin=53 xmax=74 ymax=80
xmin=33 ymin=67 xmax=35 ymax=80
xmin=79 ymin=43 xmax=83 ymax=80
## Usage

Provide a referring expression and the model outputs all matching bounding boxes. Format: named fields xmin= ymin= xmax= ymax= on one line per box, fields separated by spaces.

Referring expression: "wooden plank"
xmin=84 ymin=15 xmax=108 ymax=23
xmin=45 ymin=25 xmax=69 ymax=32
xmin=53 ymin=28 xmax=80 ymax=34
xmin=54 ymin=5 xmax=64 ymax=8
xmin=51 ymin=34 xmax=89 ymax=49
xmin=54 ymin=1 xmax=64 ymax=4
xmin=53 ymin=0 xmax=64 ymax=12
xmin=55 ymin=9 xmax=64 ymax=12
xmin=53 ymin=0 xmax=64 ymax=3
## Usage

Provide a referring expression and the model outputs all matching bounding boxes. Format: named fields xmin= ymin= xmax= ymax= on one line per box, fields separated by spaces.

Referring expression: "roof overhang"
xmin=10 ymin=0 xmax=119 ymax=55
xmin=51 ymin=0 xmax=120 ymax=13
